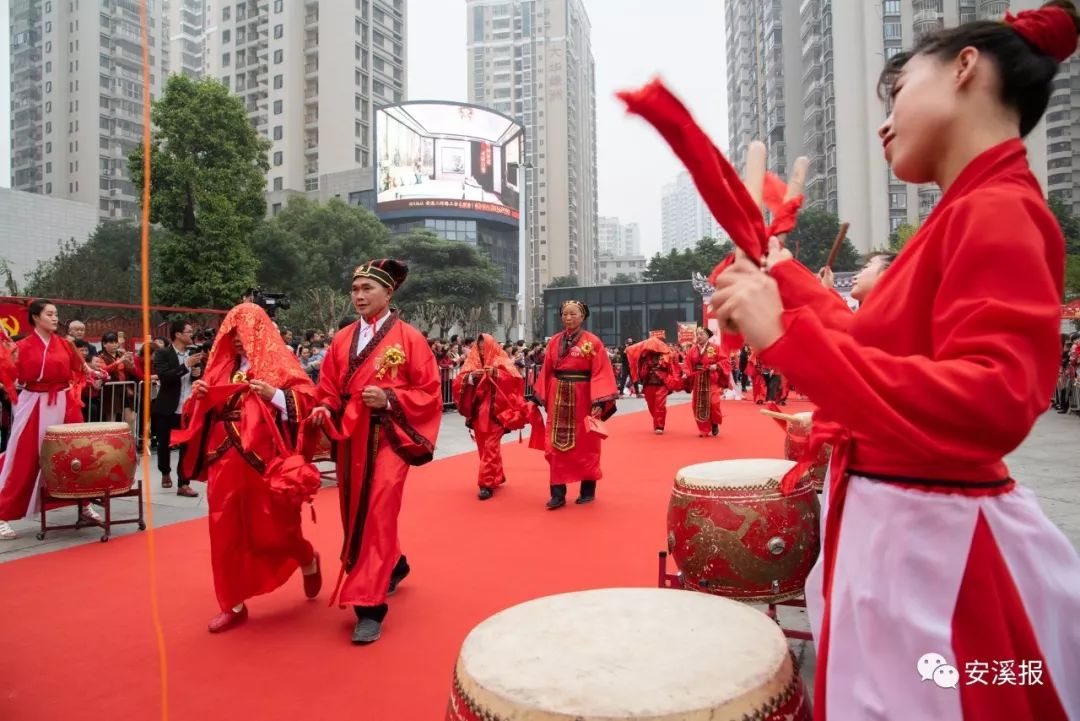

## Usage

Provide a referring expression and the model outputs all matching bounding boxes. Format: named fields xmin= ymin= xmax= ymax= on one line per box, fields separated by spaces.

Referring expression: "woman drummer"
xmin=531 ymin=300 xmax=618 ymax=510
xmin=0 ymin=299 xmax=95 ymax=540
xmin=710 ymin=3 xmax=1080 ymax=717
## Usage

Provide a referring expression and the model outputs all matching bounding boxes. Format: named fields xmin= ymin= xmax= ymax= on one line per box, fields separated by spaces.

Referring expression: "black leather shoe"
xmin=546 ymin=496 xmax=566 ymax=510
xmin=575 ymin=495 xmax=594 ymax=505
xmin=711 ymin=424 xmax=719 ymax=436
xmin=351 ymin=618 xmax=382 ymax=644
xmin=388 ymin=556 xmax=410 ymax=595
xmin=478 ymin=487 xmax=494 ymax=500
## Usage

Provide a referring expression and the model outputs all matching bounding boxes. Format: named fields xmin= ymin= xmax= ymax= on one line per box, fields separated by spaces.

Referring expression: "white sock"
xmin=232 ymin=603 xmax=244 ymax=613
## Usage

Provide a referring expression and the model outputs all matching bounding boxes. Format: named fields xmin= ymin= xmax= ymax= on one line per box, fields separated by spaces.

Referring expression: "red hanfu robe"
xmin=684 ymin=342 xmax=726 ymax=433
xmin=452 ymin=336 xmax=528 ymax=490
xmin=0 ymin=332 xmax=84 ymax=521
xmin=173 ymin=304 xmax=319 ymax=612
xmin=626 ymin=337 xmax=678 ymax=431
xmin=747 ymin=352 xmax=768 ymax=404
xmin=315 ymin=312 xmax=441 ymax=607
xmin=761 ymin=140 xmax=1080 ymax=721
xmin=533 ymin=329 xmax=617 ymax=485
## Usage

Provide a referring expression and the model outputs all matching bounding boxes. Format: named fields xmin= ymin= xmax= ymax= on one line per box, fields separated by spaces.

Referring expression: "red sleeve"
xmin=533 ymin=336 xmax=558 ymax=406
xmin=315 ymin=334 xmax=346 ymax=414
xmin=760 ymin=195 xmax=1063 ymax=466
xmin=381 ymin=331 xmax=441 ymax=466
xmin=770 ymin=259 xmax=854 ymax=332
xmin=588 ymin=333 xmax=618 ymax=404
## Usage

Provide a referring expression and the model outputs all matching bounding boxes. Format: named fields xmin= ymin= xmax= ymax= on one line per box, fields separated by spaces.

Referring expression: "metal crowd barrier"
xmin=440 ymin=365 xmax=540 ymax=411
xmin=83 ymin=380 xmax=148 ymax=446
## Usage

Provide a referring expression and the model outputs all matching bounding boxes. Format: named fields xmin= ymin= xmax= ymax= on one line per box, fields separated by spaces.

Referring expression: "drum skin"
xmin=445 ymin=588 xmax=811 ymax=721
xmin=667 ymin=462 xmax=820 ymax=603
xmin=40 ymin=423 xmax=135 ymax=499
xmin=784 ymin=419 xmax=831 ymax=493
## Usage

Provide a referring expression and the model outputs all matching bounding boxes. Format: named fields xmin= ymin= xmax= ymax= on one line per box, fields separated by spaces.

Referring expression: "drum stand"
xmin=657 ymin=551 xmax=812 ymax=641
xmin=38 ymin=479 xmax=147 ymax=543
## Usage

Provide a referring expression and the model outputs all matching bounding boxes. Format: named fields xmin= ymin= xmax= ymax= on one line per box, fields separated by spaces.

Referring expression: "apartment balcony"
xmin=305 ymin=113 xmax=318 ymax=129
xmin=306 ymin=11 xmax=319 ymax=28
xmin=305 ymin=60 xmax=318 ymax=77
xmin=305 ymin=142 xmax=318 ymax=156
xmin=112 ymin=45 xmax=144 ymax=68
xmin=305 ymin=164 xmax=319 ymax=177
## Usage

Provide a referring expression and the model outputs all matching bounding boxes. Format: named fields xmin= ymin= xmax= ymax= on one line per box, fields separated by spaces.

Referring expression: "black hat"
xmin=353 ymin=259 xmax=409 ymax=290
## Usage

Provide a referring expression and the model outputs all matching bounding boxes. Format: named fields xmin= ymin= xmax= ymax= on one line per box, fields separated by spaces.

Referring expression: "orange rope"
xmin=138 ymin=1 xmax=170 ymax=719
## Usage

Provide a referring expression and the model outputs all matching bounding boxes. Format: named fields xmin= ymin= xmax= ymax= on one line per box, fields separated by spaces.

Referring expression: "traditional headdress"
xmin=559 ymin=299 xmax=590 ymax=319
xmin=353 ymin=259 xmax=409 ymax=290
xmin=1005 ymin=6 xmax=1078 ymax=63
xmin=203 ymin=303 xmax=313 ymax=390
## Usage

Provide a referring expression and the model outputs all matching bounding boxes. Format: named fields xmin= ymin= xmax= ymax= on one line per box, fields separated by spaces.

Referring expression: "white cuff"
xmin=270 ymin=388 xmax=287 ymax=417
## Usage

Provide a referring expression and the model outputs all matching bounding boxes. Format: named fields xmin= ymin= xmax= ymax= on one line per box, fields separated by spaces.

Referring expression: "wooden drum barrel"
xmin=667 ymin=459 xmax=820 ymax=603
xmin=446 ymin=588 xmax=810 ymax=720
xmin=40 ymin=422 xmax=135 ymax=499
xmin=783 ymin=412 xmax=831 ymax=493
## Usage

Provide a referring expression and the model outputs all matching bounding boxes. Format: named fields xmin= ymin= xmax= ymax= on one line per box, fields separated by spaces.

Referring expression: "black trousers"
xmin=153 ymin=412 xmax=190 ymax=487
xmin=354 ymin=555 xmax=411 ymax=622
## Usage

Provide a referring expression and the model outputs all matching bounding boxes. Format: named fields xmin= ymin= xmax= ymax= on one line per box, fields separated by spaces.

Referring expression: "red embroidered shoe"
xmin=303 ymin=552 xmax=322 ymax=599
xmin=208 ymin=605 xmax=248 ymax=633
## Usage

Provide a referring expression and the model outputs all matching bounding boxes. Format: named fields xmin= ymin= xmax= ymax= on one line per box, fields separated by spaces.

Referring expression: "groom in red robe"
xmin=309 ymin=259 xmax=441 ymax=644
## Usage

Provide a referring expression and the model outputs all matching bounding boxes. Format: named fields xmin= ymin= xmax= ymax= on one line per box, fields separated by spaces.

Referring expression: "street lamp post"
xmin=510 ymin=161 xmax=534 ymax=341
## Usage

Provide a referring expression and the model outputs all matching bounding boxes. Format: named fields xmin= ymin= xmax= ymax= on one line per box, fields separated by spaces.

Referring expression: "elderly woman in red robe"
xmin=0 ymin=299 xmax=91 ymax=540
xmin=624 ymin=336 xmax=680 ymax=434
xmin=684 ymin=327 xmax=728 ymax=437
xmin=173 ymin=303 xmax=322 ymax=633
xmin=453 ymin=333 xmax=529 ymax=501
xmin=532 ymin=300 xmax=617 ymax=510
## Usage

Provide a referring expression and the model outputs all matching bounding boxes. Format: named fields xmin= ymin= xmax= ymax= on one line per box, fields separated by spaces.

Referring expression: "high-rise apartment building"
xmin=10 ymin=0 xmax=168 ymax=219
xmin=167 ymin=0 xmax=207 ymax=79
xmin=466 ymin=0 xmax=599 ymax=327
xmin=598 ymin=215 xmax=622 ymax=257
xmin=622 ymin=221 xmax=641 ymax=256
xmin=204 ymin=0 xmax=407 ymax=196
xmin=728 ymin=0 xmax=1050 ymax=253
xmin=661 ymin=171 xmax=724 ymax=253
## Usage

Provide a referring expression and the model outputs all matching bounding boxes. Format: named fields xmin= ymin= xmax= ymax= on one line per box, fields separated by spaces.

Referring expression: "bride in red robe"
xmin=532 ymin=300 xmax=617 ymax=509
xmin=625 ymin=336 xmax=680 ymax=434
xmin=0 ymin=299 xmax=89 ymax=540
xmin=172 ymin=303 xmax=321 ymax=633
xmin=452 ymin=333 xmax=529 ymax=500
xmin=684 ymin=327 xmax=728 ymax=437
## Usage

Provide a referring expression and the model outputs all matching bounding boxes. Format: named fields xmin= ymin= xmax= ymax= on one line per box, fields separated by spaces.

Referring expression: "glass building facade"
xmin=543 ymin=280 xmax=702 ymax=346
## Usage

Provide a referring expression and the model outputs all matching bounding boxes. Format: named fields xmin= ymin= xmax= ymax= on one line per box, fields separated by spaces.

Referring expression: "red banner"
xmin=0 ymin=302 xmax=26 ymax=339
xmin=378 ymin=197 xmax=520 ymax=221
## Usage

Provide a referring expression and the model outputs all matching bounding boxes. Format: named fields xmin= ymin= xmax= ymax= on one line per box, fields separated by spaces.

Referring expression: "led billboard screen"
xmin=375 ymin=102 xmax=524 ymax=226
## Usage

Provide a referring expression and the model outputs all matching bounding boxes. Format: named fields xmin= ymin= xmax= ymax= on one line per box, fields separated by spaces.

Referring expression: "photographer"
xmin=152 ymin=320 xmax=204 ymax=497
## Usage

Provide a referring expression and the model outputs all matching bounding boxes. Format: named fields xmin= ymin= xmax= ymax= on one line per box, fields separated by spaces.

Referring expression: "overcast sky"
xmin=0 ymin=0 xmax=727 ymax=257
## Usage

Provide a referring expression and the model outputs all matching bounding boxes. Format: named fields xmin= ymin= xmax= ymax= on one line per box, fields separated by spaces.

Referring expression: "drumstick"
xmin=826 ymin=222 xmax=850 ymax=269
xmin=760 ymin=408 xmax=803 ymax=424
xmin=743 ymin=141 xmax=767 ymax=213
xmin=784 ymin=156 xmax=809 ymax=200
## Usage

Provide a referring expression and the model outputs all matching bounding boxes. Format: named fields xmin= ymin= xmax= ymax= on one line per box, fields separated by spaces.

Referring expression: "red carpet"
xmin=0 ymin=399 xmax=810 ymax=721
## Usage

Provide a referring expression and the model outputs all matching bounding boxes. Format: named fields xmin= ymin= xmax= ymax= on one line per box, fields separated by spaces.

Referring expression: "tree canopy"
xmin=642 ymin=237 xmax=734 ymax=282
xmin=608 ymin=273 xmax=639 ymax=285
xmin=547 ymin=275 xmax=579 ymax=288
xmin=888 ymin=222 xmax=920 ymax=253
xmin=1049 ymin=195 xmax=1080 ymax=256
xmin=787 ymin=209 xmax=860 ymax=272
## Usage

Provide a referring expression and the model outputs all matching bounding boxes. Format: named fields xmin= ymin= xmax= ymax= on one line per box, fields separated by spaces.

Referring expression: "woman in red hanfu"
xmin=452 ymin=333 xmax=529 ymax=501
xmin=683 ymin=327 xmax=728 ymax=437
xmin=702 ymin=4 xmax=1080 ymax=718
xmin=532 ymin=300 xmax=617 ymax=510
xmin=625 ymin=336 xmax=679 ymax=433
xmin=174 ymin=303 xmax=322 ymax=633
xmin=0 ymin=299 xmax=91 ymax=540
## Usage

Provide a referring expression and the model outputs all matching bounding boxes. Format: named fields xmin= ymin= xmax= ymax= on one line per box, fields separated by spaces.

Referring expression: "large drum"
xmin=667 ymin=459 xmax=820 ymax=603
xmin=40 ymin=422 xmax=136 ymax=499
xmin=783 ymin=412 xmax=831 ymax=493
xmin=447 ymin=588 xmax=810 ymax=721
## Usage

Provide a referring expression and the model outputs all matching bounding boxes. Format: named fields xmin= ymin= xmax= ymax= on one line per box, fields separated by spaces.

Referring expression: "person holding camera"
xmin=152 ymin=320 xmax=204 ymax=497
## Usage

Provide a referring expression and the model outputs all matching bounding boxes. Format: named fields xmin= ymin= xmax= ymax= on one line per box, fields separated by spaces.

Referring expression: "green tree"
xmin=889 ymin=222 xmax=920 ymax=253
xmin=24 ymin=222 xmax=153 ymax=304
xmin=642 ymin=236 xmax=734 ymax=282
xmin=251 ymin=197 xmax=389 ymax=294
xmin=547 ymin=275 xmax=579 ymax=288
xmin=129 ymin=75 xmax=268 ymax=307
xmin=608 ymin=273 xmax=639 ymax=285
xmin=787 ymin=208 xmax=860 ymax=271
xmin=388 ymin=230 xmax=500 ymax=334
xmin=1049 ymin=195 xmax=1080 ymax=255
xmin=1066 ymin=254 xmax=1080 ymax=299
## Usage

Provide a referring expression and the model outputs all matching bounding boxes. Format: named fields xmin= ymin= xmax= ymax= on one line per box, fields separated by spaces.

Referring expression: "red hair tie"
xmin=1005 ymin=7 xmax=1078 ymax=63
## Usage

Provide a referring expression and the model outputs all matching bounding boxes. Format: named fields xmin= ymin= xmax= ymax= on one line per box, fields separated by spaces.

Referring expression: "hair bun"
xmin=1006 ymin=3 xmax=1080 ymax=62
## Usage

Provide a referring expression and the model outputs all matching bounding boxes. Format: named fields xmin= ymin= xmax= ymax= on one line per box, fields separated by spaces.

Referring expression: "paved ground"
xmin=3 ymin=398 xmax=1077 ymax=696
